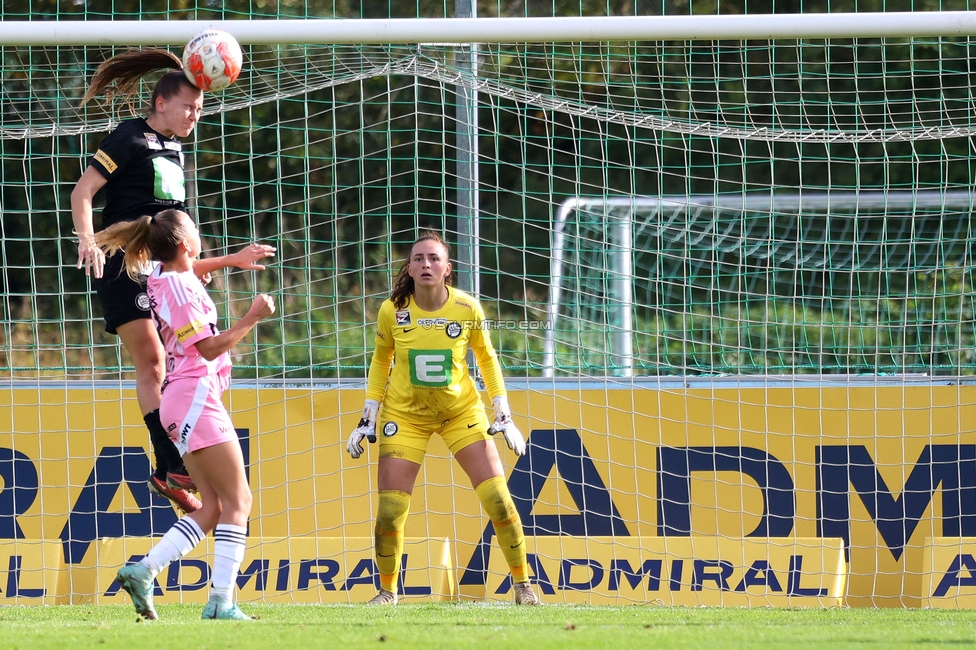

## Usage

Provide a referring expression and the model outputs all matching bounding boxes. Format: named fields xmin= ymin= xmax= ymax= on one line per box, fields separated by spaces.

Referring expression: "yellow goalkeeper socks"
xmin=474 ymin=476 xmax=529 ymax=583
xmin=375 ymin=489 xmax=411 ymax=593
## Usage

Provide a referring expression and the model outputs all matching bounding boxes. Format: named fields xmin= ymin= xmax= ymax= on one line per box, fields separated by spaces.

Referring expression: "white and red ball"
xmin=182 ymin=28 xmax=243 ymax=91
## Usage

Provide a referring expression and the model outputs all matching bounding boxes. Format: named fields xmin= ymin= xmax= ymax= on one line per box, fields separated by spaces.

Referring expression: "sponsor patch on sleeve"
xmin=175 ymin=320 xmax=206 ymax=343
xmin=93 ymin=149 xmax=117 ymax=173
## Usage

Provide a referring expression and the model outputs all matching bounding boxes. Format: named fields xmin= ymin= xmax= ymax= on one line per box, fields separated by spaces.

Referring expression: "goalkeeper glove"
xmin=487 ymin=395 xmax=526 ymax=456
xmin=346 ymin=399 xmax=379 ymax=459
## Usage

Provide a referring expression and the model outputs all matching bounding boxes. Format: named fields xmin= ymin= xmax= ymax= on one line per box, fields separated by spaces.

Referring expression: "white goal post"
xmin=0 ymin=12 xmax=975 ymax=45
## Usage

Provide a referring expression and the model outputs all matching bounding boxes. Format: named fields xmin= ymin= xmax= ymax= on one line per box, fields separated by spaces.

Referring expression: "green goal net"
xmin=2 ymin=11 xmax=976 ymax=380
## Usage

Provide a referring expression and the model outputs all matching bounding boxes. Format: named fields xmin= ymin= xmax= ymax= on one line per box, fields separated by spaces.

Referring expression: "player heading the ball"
xmin=346 ymin=230 xmax=540 ymax=606
xmin=72 ymin=48 xmax=267 ymax=515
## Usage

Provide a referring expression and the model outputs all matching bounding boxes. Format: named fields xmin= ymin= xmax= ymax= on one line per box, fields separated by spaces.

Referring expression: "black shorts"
xmin=95 ymin=252 xmax=152 ymax=335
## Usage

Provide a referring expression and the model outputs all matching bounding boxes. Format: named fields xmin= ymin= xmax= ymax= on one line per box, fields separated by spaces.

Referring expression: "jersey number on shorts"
xmin=408 ymin=349 xmax=451 ymax=387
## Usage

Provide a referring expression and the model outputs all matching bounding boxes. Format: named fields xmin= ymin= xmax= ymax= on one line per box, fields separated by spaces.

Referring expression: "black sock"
xmin=144 ymin=409 xmax=183 ymax=479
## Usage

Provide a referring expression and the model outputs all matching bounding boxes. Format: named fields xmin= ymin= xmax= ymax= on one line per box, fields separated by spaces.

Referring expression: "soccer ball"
xmin=182 ymin=28 xmax=243 ymax=92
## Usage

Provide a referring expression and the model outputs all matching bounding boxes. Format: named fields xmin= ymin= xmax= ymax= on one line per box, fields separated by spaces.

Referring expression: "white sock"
xmin=141 ymin=517 xmax=206 ymax=577
xmin=211 ymin=523 xmax=247 ymax=602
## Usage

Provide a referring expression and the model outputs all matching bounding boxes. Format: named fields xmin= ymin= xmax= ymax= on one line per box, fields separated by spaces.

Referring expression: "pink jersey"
xmin=147 ymin=266 xmax=231 ymax=380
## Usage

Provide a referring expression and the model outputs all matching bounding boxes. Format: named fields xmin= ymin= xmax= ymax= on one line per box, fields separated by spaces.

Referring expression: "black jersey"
xmin=88 ymin=118 xmax=187 ymax=229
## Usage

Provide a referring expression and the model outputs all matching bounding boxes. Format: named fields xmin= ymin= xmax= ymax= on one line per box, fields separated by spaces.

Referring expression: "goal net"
xmin=545 ymin=190 xmax=976 ymax=377
xmin=2 ymin=13 xmax=976 ymax=607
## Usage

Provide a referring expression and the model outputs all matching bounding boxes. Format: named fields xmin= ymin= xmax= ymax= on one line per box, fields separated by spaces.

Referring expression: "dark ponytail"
xmin=81 ymin=49 xmax=197 ymax=113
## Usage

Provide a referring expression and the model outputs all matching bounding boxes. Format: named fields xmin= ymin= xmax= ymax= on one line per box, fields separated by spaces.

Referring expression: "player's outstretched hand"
xmin=488 ymin=395 xmax=526 ymax=456
xmin=247 ymin=294 xmax=276 ymax=321
xmin=76 ymin=233 xmax=106 ymax=279
xmin=347 ymin=399 xmax=379 ymax=459
xmin=232 ymin=243 xmax=277 ymax=271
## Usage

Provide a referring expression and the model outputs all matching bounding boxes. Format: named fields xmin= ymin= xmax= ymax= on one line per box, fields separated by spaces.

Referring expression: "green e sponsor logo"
xmin=409 ymin=349 xmax=451 ymax=387
xmin=153 ymin=157 xmax=186 ymax=201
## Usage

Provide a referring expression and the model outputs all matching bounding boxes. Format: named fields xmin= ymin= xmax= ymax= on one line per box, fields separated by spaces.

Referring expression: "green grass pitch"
xmin=0 ymin=604 xmax=974 ymax=649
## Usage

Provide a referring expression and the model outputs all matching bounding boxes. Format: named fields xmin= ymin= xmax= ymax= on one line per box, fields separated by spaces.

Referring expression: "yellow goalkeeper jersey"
xmin=366 ymin=286 xmax=506 ymax=422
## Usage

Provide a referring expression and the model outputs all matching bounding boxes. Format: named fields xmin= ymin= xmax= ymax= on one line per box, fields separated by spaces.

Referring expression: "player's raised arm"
xmin=194 ymin=294 xmax=276 ymax=361
xmin=192 ymin=242 xmax=277 ymax=278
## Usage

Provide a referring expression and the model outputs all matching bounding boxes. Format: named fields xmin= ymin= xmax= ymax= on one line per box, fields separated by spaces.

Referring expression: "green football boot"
xmin=201 ymin=595 xmax=253 ymax=621
xmin=115 ymin=562 xmax=158 ymax=620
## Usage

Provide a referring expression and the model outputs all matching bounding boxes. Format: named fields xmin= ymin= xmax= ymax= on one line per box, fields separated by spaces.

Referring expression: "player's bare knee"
xmin=234 ymin=490 xmax=253 ymax=517
xmin=190 ymin=507 xmax=220 ymax=533
xmin=149 ymin=359 xmax=164 ymax=383
xmin=217 ymin=491 xmax=252 ymax=524
xmin=134 ymin=357 xmax=165 ymax=387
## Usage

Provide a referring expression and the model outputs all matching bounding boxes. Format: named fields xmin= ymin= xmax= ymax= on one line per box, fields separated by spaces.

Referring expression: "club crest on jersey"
xmin=383 ymin=421 xmax=399 ymax=437
xmin=395 ymin=310 xmax=411 ymax=326
xmin=135 ymin=293 xmax=151 ymax=311
xmin=445 ymin=321 xmax=462 ymax=339
xmin=144 ymin=133 xmax=162 ymax=150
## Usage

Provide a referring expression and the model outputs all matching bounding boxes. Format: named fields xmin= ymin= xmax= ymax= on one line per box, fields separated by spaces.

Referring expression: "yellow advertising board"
xmin=67 ymin=536 xmax=454 ymax=605
xmin=917 ymin=538 xmax=976 ymax=608
xmin=485 ymin=536 xmax=846 ymax=606
xmin=0 ymin=379 xmax=974 ymax=606
xmin=0 ymin=540 xmax=67 ymax=605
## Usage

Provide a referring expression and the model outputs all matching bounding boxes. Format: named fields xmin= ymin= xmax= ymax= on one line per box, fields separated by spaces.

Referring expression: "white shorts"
xmin=159 ymin=367 xmax=236 ymax=456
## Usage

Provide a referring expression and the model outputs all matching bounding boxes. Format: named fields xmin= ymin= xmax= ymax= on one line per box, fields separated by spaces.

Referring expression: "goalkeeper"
xmin=346 ymin=230 xmax=539 ymax=606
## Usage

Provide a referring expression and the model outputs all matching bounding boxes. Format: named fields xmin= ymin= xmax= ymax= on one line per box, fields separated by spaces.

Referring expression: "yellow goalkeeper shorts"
xmin=377 ymin=407 xmax=491 ymax=465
